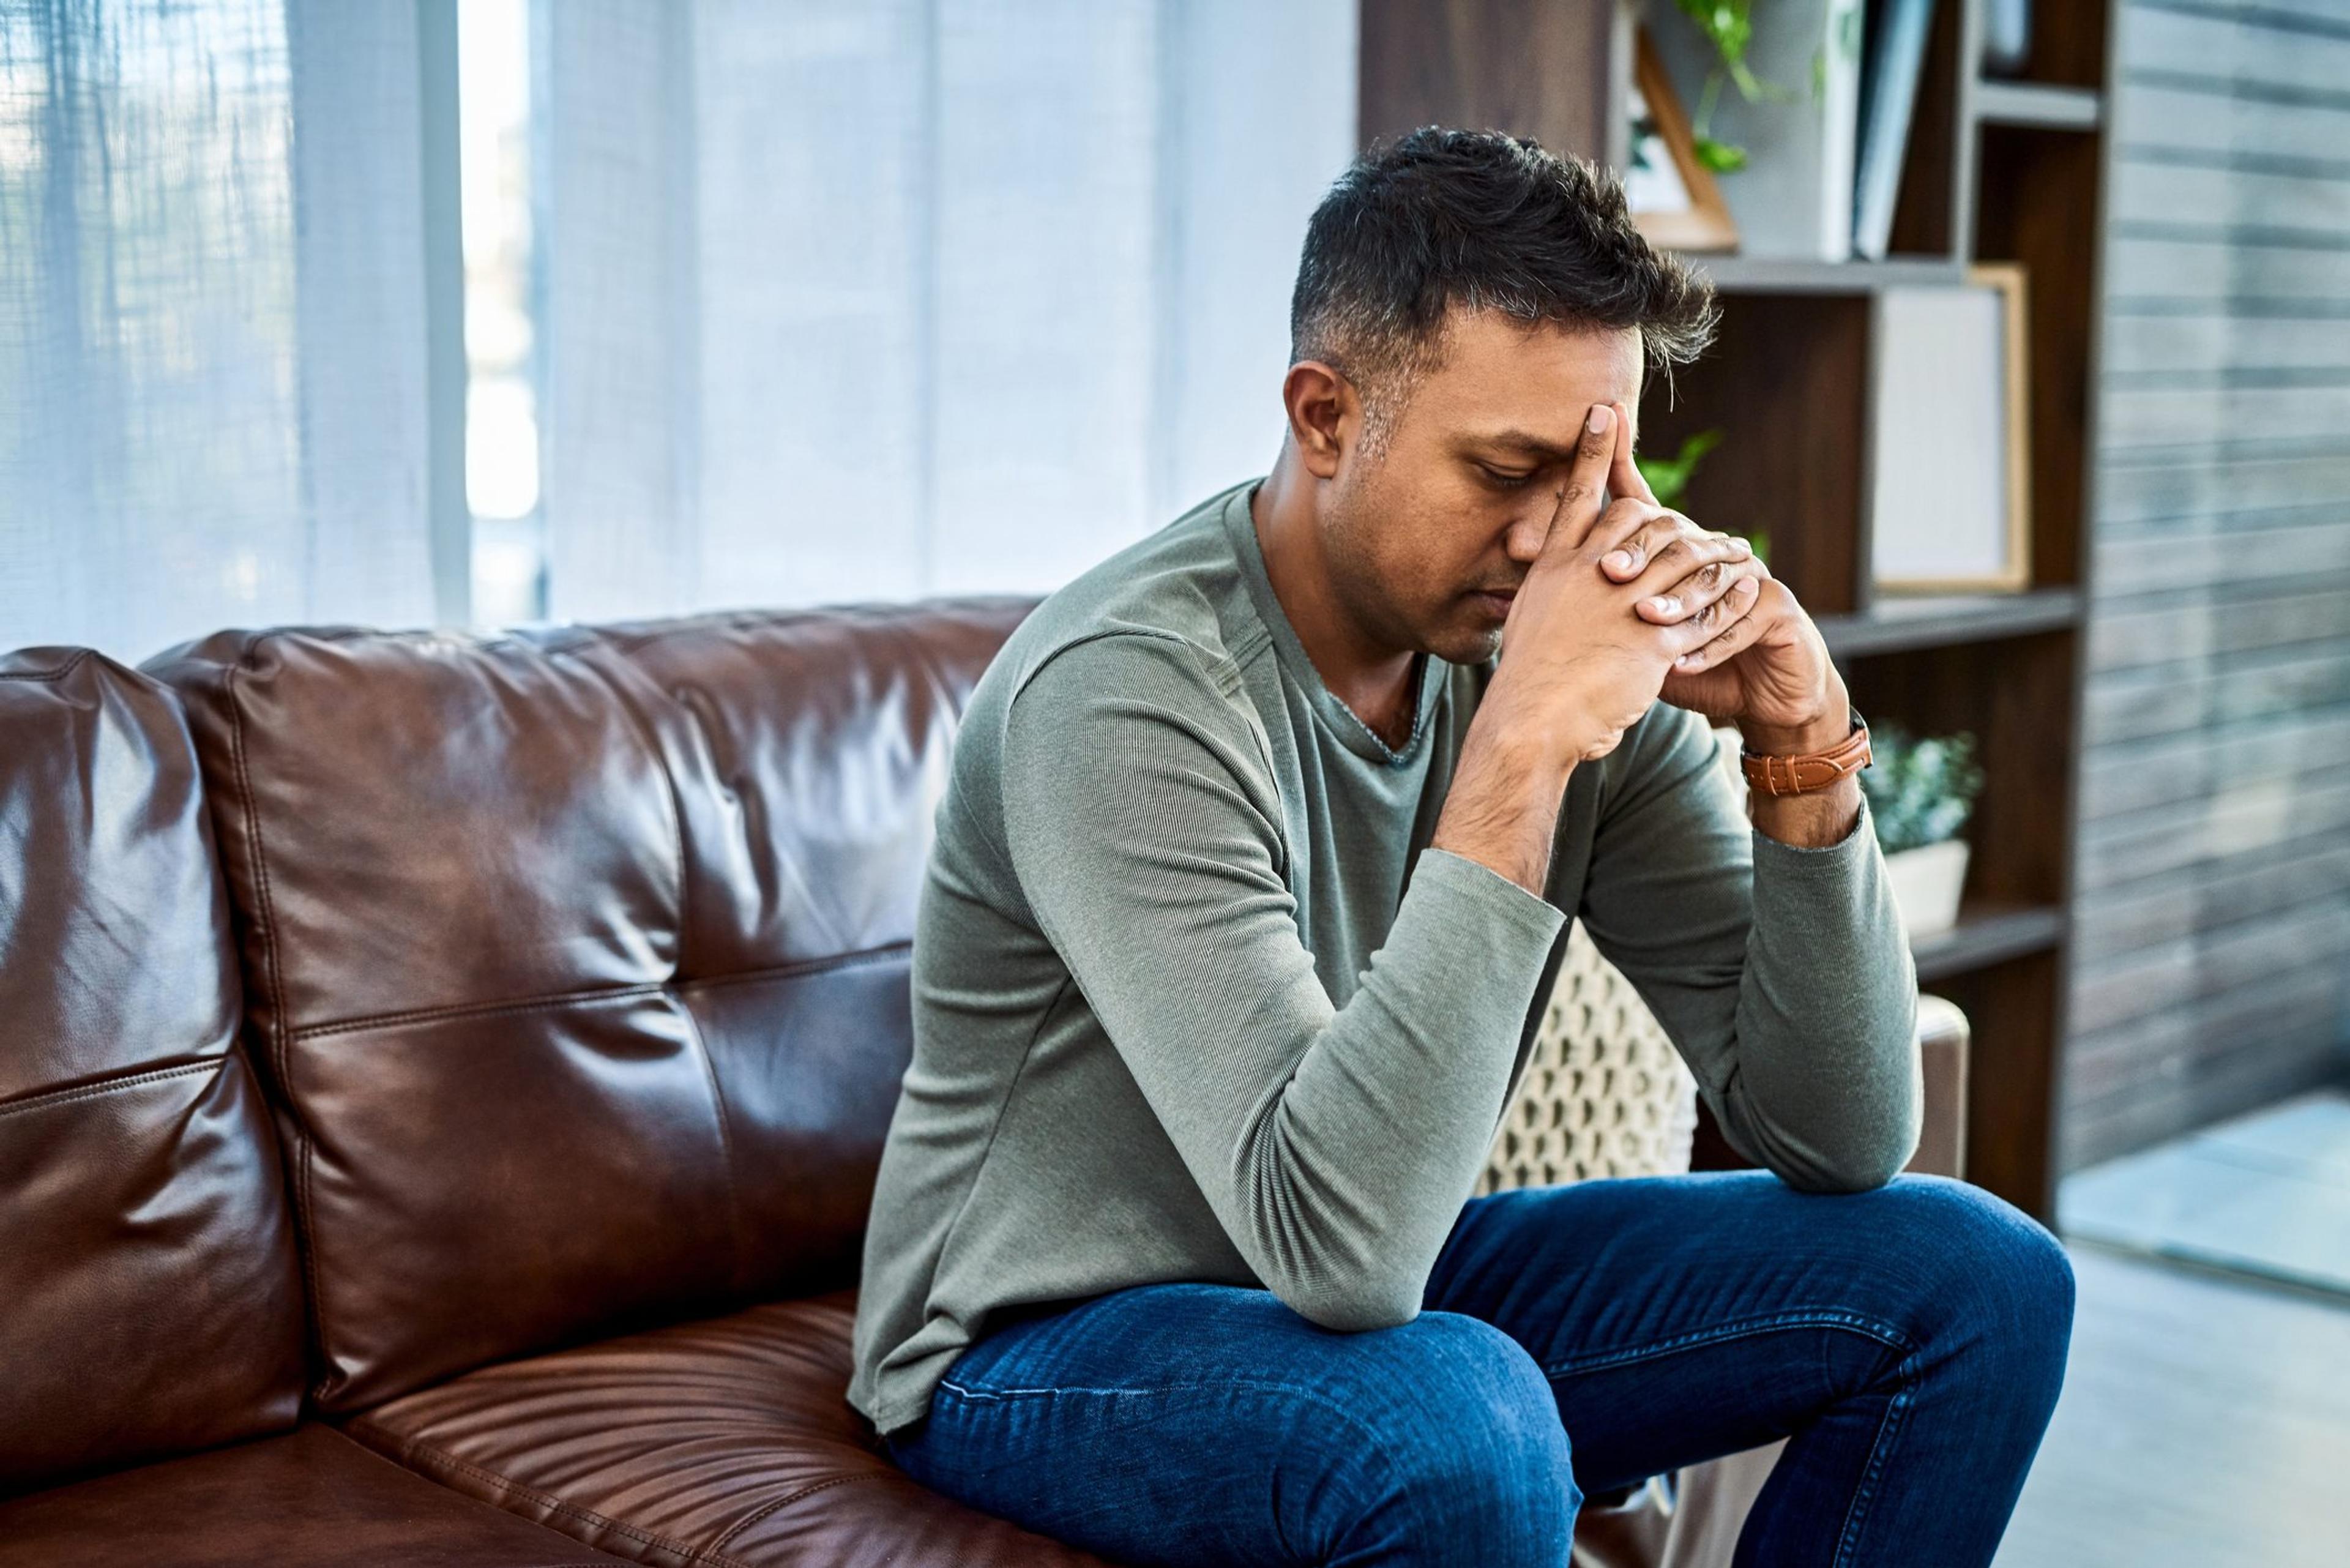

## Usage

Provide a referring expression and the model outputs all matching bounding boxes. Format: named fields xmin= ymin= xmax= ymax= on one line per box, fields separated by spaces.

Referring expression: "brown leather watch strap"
xmin=1740 ymin=708 xmax=1873 ymax=797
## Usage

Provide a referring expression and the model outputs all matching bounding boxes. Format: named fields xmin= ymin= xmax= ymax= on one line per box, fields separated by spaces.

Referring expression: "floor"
xmin=2058 ymin=1089 xmax=2350 ymax=1297
xmin=1991 ymin=1093 xmax=2350 ymax=1567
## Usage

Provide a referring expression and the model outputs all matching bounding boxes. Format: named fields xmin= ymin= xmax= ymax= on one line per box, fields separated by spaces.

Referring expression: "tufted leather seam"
xmin=349 ymin=1422 xmax=758 ymax=1568
xmin=567 ymin=641 xmax=747 ymax=1296
xmin=286 ymin=944 xmax=912 ymax=1044
xmin=0 ymin=648 xmax=92 ymax=682
xmin=0 ymin=1058 xmax=216 ymax=1119
xmin=704 ymin=1472 xmax=893 ymax=1554
xmin=226 ymin=649 xmax=329 ymax=1403
xmin=293 ymin=983 xmax=671 ymax=1043
xmin=679 ymin=994 xmax=748 ymax=1296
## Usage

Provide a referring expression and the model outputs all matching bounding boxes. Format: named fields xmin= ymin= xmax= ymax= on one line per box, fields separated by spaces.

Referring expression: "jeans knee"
xmin=1892 ymin=1177 xmax=2075 ymax=1390
xmin=1360 ymin=1314 xmax=1579 ymax=1554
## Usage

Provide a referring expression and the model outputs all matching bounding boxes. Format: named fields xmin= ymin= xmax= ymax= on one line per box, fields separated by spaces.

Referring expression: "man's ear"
xmin=1282 ymin=360 xmax=1355 ymax=480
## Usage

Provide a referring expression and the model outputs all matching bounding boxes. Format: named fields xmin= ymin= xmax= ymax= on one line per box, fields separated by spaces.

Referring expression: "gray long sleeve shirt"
xmin=846 ymin=477 xmax=1921 ymax=1438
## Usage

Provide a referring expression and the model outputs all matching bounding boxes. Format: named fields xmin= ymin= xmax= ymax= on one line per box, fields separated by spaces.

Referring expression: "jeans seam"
xmin=1831 ymin=1357 xmax=1920 ymax=1568
xmin=1535 ymin=1309 xmax=1919 ymax=1379
xmin=937 ymin=1373 xmax=1390 ymax=1444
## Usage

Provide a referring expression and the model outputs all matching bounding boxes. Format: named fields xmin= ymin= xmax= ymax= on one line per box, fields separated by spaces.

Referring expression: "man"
xmin=848 ymin=129 xmax=2072 ymax=1566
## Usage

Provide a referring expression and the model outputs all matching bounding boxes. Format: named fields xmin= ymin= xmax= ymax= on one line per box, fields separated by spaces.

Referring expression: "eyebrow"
xmin=1463 ymin=430 xmax=1589 ymax=466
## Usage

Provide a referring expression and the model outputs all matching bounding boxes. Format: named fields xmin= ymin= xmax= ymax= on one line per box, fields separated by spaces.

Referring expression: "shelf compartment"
xmin=1841 ymin=629 xmax=2077 ymax=914
xmin=1912 ymin=902 xmax=2065 ymax=984
xmin=1980 ymin=2 xmax=2109 ymax=91
xmin=1820 ymin=588 xmax=2081 ymax=656
xmin=1639 ymin=293 xmax=1871 ymax=614
xmin=1974 ymin=122 xmax=2104 ymax=592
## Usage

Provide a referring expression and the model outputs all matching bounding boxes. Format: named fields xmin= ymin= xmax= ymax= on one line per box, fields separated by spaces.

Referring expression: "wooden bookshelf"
xmin=1360 ymin=0 xmax=2116 ymax=1222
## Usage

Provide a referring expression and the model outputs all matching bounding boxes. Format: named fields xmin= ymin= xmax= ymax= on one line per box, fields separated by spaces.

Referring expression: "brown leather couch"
xmin=0 ymin=599 xmax=1964 ymax=1566
xmin=2 ymin=600 xmax=1109 ymax=1566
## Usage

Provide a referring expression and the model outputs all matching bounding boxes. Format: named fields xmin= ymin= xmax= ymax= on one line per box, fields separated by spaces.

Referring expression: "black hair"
xmin=1290 ymin=127 xmax=1717 ymax=436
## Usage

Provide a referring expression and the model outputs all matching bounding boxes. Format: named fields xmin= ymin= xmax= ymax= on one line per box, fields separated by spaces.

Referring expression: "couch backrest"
xmin=0 ymin=649 xmax=307 ymax=1492
xmin=144 ymin=599 xmax=1035 ymax=1414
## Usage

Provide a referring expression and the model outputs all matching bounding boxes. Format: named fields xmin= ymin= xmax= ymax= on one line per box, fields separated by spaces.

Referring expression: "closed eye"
xmin=1479 ymin=465 xmax=1538 ymax=490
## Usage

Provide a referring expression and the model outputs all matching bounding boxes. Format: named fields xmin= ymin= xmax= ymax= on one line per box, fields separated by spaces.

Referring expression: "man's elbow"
xmin=1777 ymin=1111 xmax=1922 ymax=1195
xmin=1277 ymin=1270 xmax=1426 ymax=1334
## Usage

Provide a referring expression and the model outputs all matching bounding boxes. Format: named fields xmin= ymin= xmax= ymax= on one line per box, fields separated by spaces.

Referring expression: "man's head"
xmin=1279 ymin=127 xmax=1717 ymax=665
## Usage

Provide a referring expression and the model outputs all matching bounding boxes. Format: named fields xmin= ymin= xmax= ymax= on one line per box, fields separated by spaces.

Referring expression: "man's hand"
xmin=1593 ymin=400 xmax=1850 ymax=758
xmin=1591 ymin=400 xmax=1862 ymax=848
xmin=1433 ymin=402 xmax=1775 ymax=894
xmin=1484 ymin=404 xmax=1765 ymax=766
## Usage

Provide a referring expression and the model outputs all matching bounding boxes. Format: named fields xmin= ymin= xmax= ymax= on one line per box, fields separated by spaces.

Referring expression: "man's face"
xmin=1320 ymin=312 xmax=1644 ymax=666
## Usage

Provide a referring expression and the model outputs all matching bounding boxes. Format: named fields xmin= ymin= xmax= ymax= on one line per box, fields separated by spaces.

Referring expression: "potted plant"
xmin=1858 ymin=722 xmax=1985 ymax=937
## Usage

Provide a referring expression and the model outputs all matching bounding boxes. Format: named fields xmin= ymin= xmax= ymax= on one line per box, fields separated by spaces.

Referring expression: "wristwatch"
xmin=1740 ymin=706 xmax=1872 ymax=797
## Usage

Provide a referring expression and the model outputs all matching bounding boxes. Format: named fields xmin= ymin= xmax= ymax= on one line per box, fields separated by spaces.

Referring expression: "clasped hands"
xmin=1494 ymin=400 xmax=1849 ymax=764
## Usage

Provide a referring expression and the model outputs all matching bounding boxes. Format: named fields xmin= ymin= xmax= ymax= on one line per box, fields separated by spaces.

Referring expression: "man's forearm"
xmin=1431 ymin=693 xmax=1577 ymax=895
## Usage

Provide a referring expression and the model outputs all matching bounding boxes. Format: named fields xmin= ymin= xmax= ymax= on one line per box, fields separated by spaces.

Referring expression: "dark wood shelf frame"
xmin=1974 ymin=81 xmax=2102 ymax=131
xmin=1913 ymin=903 xmax=2065 ymax=984
xmin=1357 ymin=0 xmax=2115 ymax=1222
xmin=1819 ymin=588 xmax=2081 ymax=657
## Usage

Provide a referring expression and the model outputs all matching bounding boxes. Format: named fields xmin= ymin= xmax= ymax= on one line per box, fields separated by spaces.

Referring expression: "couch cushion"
xmin=0 ymin=648 xmax=306 ymax=1492
xmin=346 ymin=1290 xmax=1109 ymax=1568
xmin=0 ymin=1423 xmax=631 ymax=1567
xmin=143 ymin=601 xmax=1034 ymax=1413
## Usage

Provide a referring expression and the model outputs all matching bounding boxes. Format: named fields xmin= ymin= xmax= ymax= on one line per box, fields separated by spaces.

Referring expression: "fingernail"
xmin=1603 ymin=549 xmax=1635 ymax=571
xmin=1674 ymin=654 xmax=1695 ymax=668
xmin=1649 ymin=596 xmax=1678 ymax=614
xmin=1731 ymin=537 xmax=1751 ymax=554
xmin=1587 ymin=405 xmax=1613 ymax=434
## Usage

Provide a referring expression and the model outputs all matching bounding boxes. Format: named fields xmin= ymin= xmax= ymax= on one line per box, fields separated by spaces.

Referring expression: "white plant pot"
xmin=1883 ymin=839 xmax=1969 ymax=938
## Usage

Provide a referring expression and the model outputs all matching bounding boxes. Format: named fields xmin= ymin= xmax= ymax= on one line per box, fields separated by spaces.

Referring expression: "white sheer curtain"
xmin=535 ymin=0 xmax=1358 ymax=622
xmin=0 ymin=0 xmax=436 ymax=660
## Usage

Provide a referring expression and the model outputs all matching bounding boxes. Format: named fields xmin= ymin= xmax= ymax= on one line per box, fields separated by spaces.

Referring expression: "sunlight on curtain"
xmin=530 ymin=0 xmax=1356 ymax=623
xmin=0 ymin=0 xmax=434 ymax=661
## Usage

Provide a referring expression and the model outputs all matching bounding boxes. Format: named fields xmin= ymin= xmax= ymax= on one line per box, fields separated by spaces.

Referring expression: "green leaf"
xmin=1637 ymin=427 xmax=1725 ymax=510
xmin=1693 ymin=136 xmax=1747 ymax=174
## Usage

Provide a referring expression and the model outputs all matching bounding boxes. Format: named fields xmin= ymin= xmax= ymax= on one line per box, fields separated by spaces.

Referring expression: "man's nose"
xmin=1503 ymin=512 xmax=1551 ymax=561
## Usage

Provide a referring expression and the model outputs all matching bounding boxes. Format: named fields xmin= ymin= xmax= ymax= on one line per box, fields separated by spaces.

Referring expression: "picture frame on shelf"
xmin=1870 ymin=263 xmax=2034 ymax=593
xmin=1625 ymin=27 xmax=1737 ymax=254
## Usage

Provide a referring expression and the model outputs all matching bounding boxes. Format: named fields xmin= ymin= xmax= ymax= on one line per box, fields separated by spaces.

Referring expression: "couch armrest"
xmin=1905 ymin=993 xmax=1969 ymax=1180
xmin=1689 ymin=992 xmax=1971 ymax=1182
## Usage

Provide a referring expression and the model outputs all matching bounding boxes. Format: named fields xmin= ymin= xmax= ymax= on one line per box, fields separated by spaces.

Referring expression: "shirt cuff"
xmin=1406 ymin=844 xmax=1570 ymax=946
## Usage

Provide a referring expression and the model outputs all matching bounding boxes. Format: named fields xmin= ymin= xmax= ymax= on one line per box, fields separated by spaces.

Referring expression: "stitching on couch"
xmin=0 ymin=649 xmax=92 ymax=682
xmin=226 ymin=651 xmax=330 ymax=1398
xmin=292 ymin=982 xmax=670 ymax=1043
xmin=352 ymin=1424 xmax=756 ymax=1568
xmin=285 ymin=944 xmax=913 ymax=1045
xmin=677 ymin=996 xmax=748 ymax=1293
xmin=0 ymin=1059 xmax=216 ymax=1121
xmin=704 ymin=1473 xmax=890 ymax=1554
xmin=560 ymin=641 xmax=753 ymax=1296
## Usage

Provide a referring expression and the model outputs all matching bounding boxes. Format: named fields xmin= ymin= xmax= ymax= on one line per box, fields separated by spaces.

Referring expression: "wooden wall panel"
xmin=2062 ymin=0 xmax=2350 ymax=1170
xmin=1358 ymin=0 xmax=1617 ymax=159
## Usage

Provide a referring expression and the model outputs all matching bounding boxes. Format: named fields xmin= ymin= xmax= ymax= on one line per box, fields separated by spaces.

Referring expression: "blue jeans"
xmin=883 ymin=1171 xmax=2074 ymax=1566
